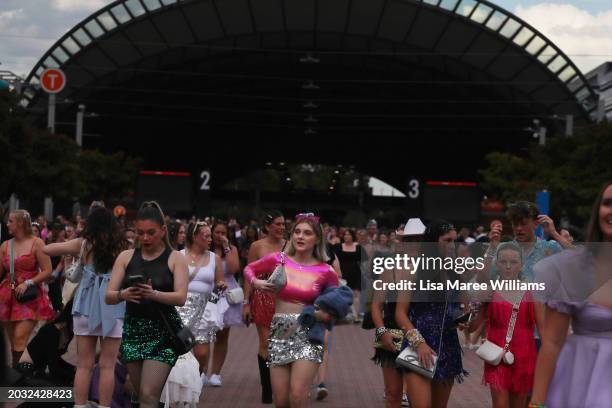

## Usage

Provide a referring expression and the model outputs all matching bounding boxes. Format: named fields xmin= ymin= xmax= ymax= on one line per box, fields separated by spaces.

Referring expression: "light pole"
xmin=75 ymin=104 xmax=98 ymax=148
xmin=76 ymin=104 xmax=85 ymax=147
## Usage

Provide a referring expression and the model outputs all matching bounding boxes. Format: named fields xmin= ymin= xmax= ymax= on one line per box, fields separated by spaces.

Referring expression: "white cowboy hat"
xmin=397 ymin=218 xmax=426 ymax=236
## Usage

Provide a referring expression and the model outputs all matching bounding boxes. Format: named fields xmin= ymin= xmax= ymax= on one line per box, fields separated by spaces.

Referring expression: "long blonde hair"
xmin=285 ymin=219 xmax=329 ymax=263
xmin=10 ymin=210 xmax=33 ymax=237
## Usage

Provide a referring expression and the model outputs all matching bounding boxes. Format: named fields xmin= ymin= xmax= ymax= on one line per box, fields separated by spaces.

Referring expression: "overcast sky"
xmin=1 ymin=0 xmax=610 ymax=77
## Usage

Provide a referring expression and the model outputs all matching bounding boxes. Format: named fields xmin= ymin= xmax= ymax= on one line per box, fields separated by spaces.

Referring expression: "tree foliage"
xmin=479 ymin=121 xmax=612 ymax=225
xmin=0 ymin=89 xmax=141 ymax=203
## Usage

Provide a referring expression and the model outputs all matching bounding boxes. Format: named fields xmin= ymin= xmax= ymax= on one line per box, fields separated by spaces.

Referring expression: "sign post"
xmin=40 ymin=69 xmax=66 ymax=134
xmin=535 ymin=190 xmax=550 ymax=239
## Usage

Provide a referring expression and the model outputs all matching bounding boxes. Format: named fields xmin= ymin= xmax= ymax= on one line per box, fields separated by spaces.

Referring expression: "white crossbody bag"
xmin=475 ymin=291 xmax=525 ymax=366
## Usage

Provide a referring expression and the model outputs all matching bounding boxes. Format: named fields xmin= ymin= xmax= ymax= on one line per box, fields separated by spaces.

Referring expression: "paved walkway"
xmin=201 ymin=324 xmax=491 ymax=407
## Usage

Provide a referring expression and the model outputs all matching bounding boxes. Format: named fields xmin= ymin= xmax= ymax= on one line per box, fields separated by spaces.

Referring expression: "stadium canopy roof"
xmin=20 ymin=0 xmax=600 ymax=184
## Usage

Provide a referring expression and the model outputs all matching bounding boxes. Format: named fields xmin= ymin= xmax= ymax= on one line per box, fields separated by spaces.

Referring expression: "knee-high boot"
xmin=257 ymin=355 xmax=273 ymax=404
xmin=11 ymin=350 xmax=24 ymax=369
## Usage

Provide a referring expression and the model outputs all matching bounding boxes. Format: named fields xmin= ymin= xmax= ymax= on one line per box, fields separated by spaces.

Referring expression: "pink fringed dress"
xmin=482 ymin=291 xmax=537 ymax=394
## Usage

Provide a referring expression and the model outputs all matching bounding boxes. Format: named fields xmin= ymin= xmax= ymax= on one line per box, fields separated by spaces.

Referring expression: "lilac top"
xmin=533 ymin=246 xmax=612 ymax=407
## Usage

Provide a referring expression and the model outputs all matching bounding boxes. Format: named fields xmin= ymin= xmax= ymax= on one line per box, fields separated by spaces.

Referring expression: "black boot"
xmin=257 ymin=355 xmax=273 ymax=404
xmin=11 ymin=350 xmax=24 ymax=369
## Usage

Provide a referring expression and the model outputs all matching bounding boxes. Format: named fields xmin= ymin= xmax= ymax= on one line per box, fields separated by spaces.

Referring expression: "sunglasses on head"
xmin=193 ymin=220 xmax=208 ymax=238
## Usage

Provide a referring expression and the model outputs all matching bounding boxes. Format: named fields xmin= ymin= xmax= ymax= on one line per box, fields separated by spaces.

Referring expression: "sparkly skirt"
xmin=268 ymin=313 xmax=323 ymax=367
xmin=121 ymin=311 xmax=182 ymax=366
xmin=176 ymin=292 xmax=216 ymax=344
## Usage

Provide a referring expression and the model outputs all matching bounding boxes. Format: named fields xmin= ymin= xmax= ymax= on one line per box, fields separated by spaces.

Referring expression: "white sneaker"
xmin=209 ymin=374 xmax=222 ymax=387
xmin=201 ymin=373 xmax=209 ymax=386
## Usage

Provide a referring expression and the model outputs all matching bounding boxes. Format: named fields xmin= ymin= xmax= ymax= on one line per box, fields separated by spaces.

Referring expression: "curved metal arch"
xmin=22 ymin=0 xmax=597 ymax=118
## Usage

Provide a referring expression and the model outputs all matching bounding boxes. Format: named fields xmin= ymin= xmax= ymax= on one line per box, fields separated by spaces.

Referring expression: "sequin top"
xmin=244 ymin=252 xmax=338 ymax=306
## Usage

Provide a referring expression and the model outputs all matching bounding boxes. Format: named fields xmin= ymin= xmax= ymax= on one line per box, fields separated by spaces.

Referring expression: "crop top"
xmin=180 ymin=249 xmax=215 ymax=294
xmin=244 ymin=252 xmax=339 ymax=306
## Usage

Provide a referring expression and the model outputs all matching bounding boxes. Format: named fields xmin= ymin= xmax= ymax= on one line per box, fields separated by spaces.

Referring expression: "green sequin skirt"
xmin=121 ymin=312 xmax=181 ymax=366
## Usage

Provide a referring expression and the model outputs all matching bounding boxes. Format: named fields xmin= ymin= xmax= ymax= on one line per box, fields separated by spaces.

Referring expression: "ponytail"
xmin=137 ymin=201 xmax=172 ymax=249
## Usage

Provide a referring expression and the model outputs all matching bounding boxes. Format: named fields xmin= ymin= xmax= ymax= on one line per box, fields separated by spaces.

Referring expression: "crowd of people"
xmin=0 ymin=180 xmax=611 ymax=408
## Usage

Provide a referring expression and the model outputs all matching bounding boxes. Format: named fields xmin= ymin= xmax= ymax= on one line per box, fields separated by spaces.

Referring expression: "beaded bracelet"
xmin=404 ymin=328 xmax=425 ymax=349
xmin=527 ymin=403 xmax=547 ymax=408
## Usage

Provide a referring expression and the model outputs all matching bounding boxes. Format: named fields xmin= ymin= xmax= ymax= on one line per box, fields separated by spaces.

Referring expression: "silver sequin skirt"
xmin=176 ymin=292 xmax=216 ymax=344
xmin=268 ymin=313 xmax=323 ymax=367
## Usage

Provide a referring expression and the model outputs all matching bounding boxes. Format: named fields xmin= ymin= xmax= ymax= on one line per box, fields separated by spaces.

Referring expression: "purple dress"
xmin=222 ymin=259 xmax=244 ymax=327
xmin=534 ymin=247 xmax=612 ymax=408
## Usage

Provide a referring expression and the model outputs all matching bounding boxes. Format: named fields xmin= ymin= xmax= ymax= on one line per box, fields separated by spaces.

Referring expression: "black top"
xmin=124 ymin=247 xmax=175 ymax=319
xmin=332 ymin=244 xmax=363 ymax=289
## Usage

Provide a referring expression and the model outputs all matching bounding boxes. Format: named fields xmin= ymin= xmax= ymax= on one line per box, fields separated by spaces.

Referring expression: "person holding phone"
xmin=105 ymin=201 xmax=189 ymax=408
xmin=479 ymin=202 xmax=573 ymax=284
xmin=44 ymin=207 xmax=127 ymax=408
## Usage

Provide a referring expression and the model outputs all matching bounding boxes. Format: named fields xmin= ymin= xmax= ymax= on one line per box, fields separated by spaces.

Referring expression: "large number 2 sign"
xmin=200 ymin=171 xmax=211 ymax=191
xmin=408 ymin=179 xmax=419 ymax=199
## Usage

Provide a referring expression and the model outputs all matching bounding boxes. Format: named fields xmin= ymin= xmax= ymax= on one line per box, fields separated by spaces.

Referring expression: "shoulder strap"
xmin=78 ymin=239 xmax=87 ymax=262
xmin=9 ymin=239 xmax=16 ymax=286
xmin=435 ymin=294 xmax=449 ymax=359
xmin=280 ymin=251 xmax=285 ymax=265
xmin=503 ymin=291 xmax=525 ymax=350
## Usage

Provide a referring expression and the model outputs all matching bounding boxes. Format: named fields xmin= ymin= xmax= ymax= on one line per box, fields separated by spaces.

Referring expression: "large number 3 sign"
xmin=408 ymin=179 xmax=420 ymax=199
xmin=200 ymin=171 xmax=211 ymax=191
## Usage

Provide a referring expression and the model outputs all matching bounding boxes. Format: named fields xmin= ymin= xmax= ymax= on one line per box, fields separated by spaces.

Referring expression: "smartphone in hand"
xmin=127 ymin=274 xmax=145 ymax=287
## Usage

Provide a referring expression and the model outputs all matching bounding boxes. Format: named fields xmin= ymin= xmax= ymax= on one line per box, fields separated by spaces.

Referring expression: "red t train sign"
xmin=40 ymin=69 xmax=66 ymax=94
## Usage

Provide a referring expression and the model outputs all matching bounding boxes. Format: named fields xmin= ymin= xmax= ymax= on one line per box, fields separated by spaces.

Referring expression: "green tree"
xmin=0 ymin=89 xmax=140 ymax=204
xmin=479 ymin=121 xmax=612 ymax=226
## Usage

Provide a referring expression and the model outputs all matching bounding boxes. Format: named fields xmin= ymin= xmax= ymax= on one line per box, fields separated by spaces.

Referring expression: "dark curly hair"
xmin=82 ymin=207 xmax=127 ymax=273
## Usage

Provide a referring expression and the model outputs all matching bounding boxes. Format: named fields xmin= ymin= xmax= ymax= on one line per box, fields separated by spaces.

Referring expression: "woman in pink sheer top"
xmin=244 ymin=213 xmax=339 ymax=408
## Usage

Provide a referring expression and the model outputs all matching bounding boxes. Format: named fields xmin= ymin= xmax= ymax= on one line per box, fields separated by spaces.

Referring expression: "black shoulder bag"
xmin=132 ymin=249 xmax=195 ymax=356
xmin=10 ymin=239 xmax=39 ymax=303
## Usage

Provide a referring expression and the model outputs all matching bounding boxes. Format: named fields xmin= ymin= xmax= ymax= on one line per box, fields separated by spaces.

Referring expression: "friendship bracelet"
xmin=528 ymin=403 xmax=547 ymax=408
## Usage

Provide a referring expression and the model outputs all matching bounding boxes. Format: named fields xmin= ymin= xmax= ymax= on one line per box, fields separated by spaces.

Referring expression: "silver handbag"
xmin=396 ymin=295 xmax=448 ymax=379
xmin=267 ymin=252 xmax=286 ymax=292
xmin=66 ymin=239 xmax=87 ymax=283
xmin=396 ymin=346 xmax=438 ymax=379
